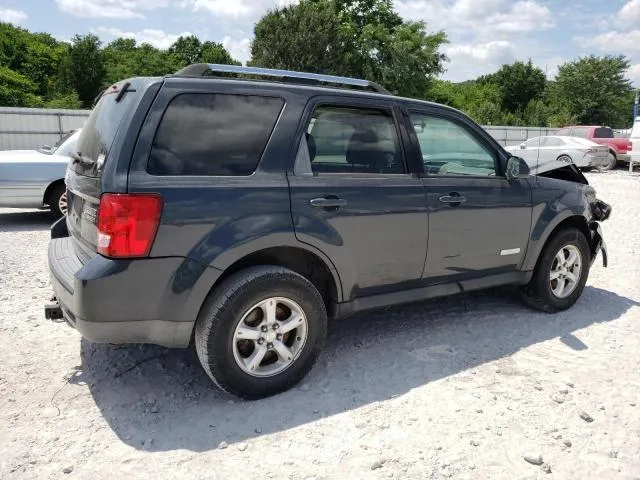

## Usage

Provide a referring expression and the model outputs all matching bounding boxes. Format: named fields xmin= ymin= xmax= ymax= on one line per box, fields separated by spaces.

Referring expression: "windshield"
xmin=71 ymin=84 xmax=139 ymax=177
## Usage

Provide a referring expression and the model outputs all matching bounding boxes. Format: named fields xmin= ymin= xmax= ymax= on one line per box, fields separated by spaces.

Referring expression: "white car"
xmin=0 ymin=130 xmax=79 ymax=217
xmin=506 ymin=136 xmax=609 ymax=174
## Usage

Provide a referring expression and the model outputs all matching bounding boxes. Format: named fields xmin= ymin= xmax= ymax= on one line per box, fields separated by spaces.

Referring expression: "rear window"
xmin=72 ymin=86 xmax=139 ymax=177
xmin=148 ymin=93 xmax=284 ymax=176
xmin=594 ymin=127 xmax=613 ymax=138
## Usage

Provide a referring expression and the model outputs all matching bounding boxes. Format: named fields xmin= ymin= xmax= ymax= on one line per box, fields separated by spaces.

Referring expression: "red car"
xmin=555 ymin=126 xmax=630 ymax=170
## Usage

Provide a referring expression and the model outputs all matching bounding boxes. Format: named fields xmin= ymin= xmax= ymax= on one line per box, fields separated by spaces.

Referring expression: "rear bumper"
xmin=47 ymin=236 xmax=222 ymax=348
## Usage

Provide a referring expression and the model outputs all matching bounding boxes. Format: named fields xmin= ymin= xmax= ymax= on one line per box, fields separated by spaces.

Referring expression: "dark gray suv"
xmin=46 ymin=64 xmax=610 ymax=398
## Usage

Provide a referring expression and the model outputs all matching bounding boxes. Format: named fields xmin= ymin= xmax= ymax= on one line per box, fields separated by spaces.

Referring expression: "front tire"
xmin=520 ymin=228 xmax=590 ymax=313
xmin=195 ymin=266 xmax=327 ymax=399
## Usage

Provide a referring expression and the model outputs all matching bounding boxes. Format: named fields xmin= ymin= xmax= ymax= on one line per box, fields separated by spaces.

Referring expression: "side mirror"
xmin=506 ymin=156 xmax=530 ymax=180
xmin=519 ymin=143 xmax=526 ymax=149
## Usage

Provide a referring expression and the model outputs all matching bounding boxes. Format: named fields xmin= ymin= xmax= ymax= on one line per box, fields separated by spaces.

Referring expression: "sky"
xmin=0 ymin=0 xmax=639 ymax=85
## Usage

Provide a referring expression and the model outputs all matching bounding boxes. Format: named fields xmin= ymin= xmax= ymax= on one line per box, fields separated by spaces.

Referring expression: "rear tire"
xmin=48 ymin=184 xmax=67 ymax=218
xmin=195 ymin=266 xmax=327 ymax=399
xmin=601 ymin=152 xmax=617 ymax=171
xmin=520 ymin=228 xmax=590 ymax=313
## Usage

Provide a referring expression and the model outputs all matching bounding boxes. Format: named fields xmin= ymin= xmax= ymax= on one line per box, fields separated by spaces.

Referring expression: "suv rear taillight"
xmin=97 ymin=193 xmax=163 ymax=258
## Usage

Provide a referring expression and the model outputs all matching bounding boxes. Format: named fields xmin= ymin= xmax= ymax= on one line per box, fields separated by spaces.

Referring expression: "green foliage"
xmin=169 ymin=36 xmax=240 ymax=67
xmin=56 ymin=34 xmax=106 ymax=108
xmin=45 ymin=91 xmax=82 ymax=109
xmin=251 ymin=0 xmax=447 ymax=98
xmin=0 ymin=66 xmax=43 ymax=107
xmin=0 ymin=23 xmax=238 ymax=110
xmin=480 ymin=60 xmax=546 ymax=113
xmin=0 ymin=17 xmax=635 ymax=128
xmin=554 ymin=55 xmax=633 ymax=128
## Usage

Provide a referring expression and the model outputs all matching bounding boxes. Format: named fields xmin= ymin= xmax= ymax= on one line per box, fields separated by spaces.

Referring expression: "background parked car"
xmin=505 ymin=135 xmax=609 ymax=174
xmin=628 ymin=116 xmax=640 ymax=171
xmin=0 ymin=130 xmax=79 ymax=217
xmin=555 ymin=126 xmax=630 ymax=170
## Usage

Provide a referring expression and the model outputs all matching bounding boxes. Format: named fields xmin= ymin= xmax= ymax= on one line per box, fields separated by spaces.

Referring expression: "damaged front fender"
xmin=590 ymin=223 xmax=608 ymax=268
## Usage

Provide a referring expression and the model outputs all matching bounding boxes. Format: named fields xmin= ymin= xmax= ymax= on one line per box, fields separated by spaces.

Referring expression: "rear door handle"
xmin=310 ymin=197 xmax=348 ymax=209
xmin=439 ymin=194 xmax=467 ymax=205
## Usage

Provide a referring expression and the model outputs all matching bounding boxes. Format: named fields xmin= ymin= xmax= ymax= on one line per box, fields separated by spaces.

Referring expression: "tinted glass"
xmin=410 ymin=113 xmax=496 ymax=176
xmin=72 ymin=89 xmax=139 ymax=177
xmin=148 ymin=94 xmax=284 ymax=176
xmin=306 ymin=106 xmax=405 ymax=174
xmin=594 ymin=127 xmax=613 ymax=138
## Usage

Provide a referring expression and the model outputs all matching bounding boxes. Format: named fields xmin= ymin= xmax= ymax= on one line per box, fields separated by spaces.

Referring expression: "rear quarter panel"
xmin=126 ymin=79 xmax=343 ymax=303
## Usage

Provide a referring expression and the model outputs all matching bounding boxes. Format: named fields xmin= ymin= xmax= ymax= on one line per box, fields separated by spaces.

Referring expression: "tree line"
xmin=0 ymin=0 xmax=636 ymax=128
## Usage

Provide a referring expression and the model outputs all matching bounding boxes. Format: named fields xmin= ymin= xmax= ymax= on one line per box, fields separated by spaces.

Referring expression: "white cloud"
xmin=444 ymin=40 xmax=516 ymax=80
xmin=582 ymin=29 xmax=640 ymax=53
xmin=395 ymin=0 xmax=553 ymax=38
xmin=180 ymin=0 xmax=297 ymax=18
xmin=0 ymin=8 xmax=28 ymax=24
xmin=395 ymin=0 xmax=554 ymax=81
xmin=619 ymin=0 xmax=640 ymax=23
xmin=95 ymin=27 xmax=191 ymax=49
xmin=628 ymin=64 xmax=640 ymax=86
xmin=56 ymin=0 xmax=169 ymax=19
xmin=222 ymin=36 xmax=251 ymax=63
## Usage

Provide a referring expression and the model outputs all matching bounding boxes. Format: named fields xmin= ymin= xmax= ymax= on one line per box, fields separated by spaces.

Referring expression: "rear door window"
xmin=148 ymin=93 xmax=284 ymax=176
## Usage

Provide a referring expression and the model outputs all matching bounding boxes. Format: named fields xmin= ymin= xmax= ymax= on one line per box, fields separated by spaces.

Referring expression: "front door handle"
xmin=310 ymin=197 xmax=348 ymax=209
xmin=439 ymin=194 xmax=467 ymax=206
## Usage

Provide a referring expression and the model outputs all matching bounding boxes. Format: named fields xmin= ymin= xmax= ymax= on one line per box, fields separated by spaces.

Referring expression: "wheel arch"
xmin=524 ymin=214 xmax=591 ymax=272
xmin=197 ymin=245 xmax=342 ymax=323
xmin=42 ymin=178 xmax=65 ymax=206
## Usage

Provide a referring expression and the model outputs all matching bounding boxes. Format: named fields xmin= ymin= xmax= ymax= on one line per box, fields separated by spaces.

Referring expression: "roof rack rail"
xmin=173 ymin=63 xmax=391 ymax=95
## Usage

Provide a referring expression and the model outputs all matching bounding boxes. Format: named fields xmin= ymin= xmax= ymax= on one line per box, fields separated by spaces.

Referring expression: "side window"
xmin=410 ymin=112 xmax=497 ymax=176
xmin=305 ymin=105 xmax=405 ymax=174
xmin=148 ymin=93 xmax=284 ymax=176
xmin=594 ymin=127 xmax=613 ymax=138
xmin=524 ymin=137 xmax=542 ymax=147
xmin=545 ymin=137 xmax=564 ymax=147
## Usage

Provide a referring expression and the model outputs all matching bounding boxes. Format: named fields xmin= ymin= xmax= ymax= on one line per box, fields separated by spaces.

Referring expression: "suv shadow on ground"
xmin=0 ymin=210 xmax=54 ymax=233
xmin=70 ymin=285 xmax=637 ymax=453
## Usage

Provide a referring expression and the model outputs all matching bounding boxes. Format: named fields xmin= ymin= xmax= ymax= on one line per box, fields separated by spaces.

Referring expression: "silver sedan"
xmin=506 ymin=135 xmax=609 ymax=174
xmin=0 ymin=130 xmax=78 ymax=217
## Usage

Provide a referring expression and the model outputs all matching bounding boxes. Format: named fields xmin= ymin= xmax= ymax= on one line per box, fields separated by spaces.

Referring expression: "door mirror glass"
xmin=506 ymin=156 xmax=530 ymax=180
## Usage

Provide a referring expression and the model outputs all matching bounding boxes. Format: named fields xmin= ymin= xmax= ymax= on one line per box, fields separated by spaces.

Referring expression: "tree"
xmin=200 ymin=41 xmax=240 ymax=65
xmin=169 ymin=35 xmax=203 ymax=66
xmin=251 ymin=0 xmax=447 ymax=98
xmin=58 ymin=34 xmax=106 ymax=108
xmin=103 ymin=38 xmax=181 ymax=84
xmin=554 ymin=55 xmax=633 ymax=128
xmin=480 ymin=60 xmax=546 ymax=113
xmin=0 ymin=66 xmax=43 ymax=107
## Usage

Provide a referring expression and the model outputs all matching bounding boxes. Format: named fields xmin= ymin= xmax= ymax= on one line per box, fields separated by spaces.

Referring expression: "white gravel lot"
xmin=1 ymin=170 xmax=639 ymax=480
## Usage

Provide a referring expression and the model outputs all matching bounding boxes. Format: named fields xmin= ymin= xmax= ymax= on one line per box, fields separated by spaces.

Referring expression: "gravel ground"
xmin=1 ymin=170 xmax=639 ymax=480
